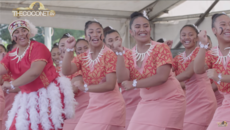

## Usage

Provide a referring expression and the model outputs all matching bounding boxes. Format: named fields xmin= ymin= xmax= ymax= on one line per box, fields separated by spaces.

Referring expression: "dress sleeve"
xmin=0 ymin=53 xmax=10 ymax=72
xmin=172 ymin=55 xmax=179 ymax=72
xmin=105 ymin=51 xmax=117 ymax=74
xmin=29 ymin=42 xmax=50 ymax=63
xmin=155 ymin=44 xmax=173 ymax=68
xmin=2 ymin=73 xmax=12 ymax=82
xmin=71 ymin=55 xmax=82 ymax=71
xmin=123 ymin=50 xmax=132 ymax=70
xmin=205 ymin=51 xmax=213 ymax=69
xmin=71 ymin=70 xmax=82 ymax=79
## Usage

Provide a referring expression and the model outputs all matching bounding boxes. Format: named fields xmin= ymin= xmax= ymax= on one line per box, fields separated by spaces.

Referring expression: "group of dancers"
xmin=0 ymin=10 xmax=229 ymax=130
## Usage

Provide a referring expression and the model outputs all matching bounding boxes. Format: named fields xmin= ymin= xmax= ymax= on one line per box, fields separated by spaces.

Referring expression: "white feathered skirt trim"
xmin=5 ymin=76 xmax=77 ymax=130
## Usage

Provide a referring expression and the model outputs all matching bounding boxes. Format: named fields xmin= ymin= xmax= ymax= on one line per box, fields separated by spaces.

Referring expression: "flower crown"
xmin=8 ymin=19 xmax=37 ymax=41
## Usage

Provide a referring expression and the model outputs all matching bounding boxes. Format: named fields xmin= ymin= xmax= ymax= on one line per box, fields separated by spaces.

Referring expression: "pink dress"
xmin=1 ymin=73 xmax=17 ymax=130
xmin=126 ymin=41 xmax=186 ymax=130
xmin=173 ymin=47 xmax=217 ymax=130
xmin=118 ymin=48 xmax=141 ymax=130
xmin=211 ymin=79 xmax=224 ymax=108
xmin=214 ymin=90 xmax=224 ymax=107
xmin=119 ymin=86 xmax=140 ymax=130
xmin=204 ymin=47 xmax=230 ymax=130
xmin=2 ymin=92 xmax=16 ymax=130
xmin=72 ymin=46 xmax=126 ymax=130
xmin=63 ymin=71 xmax=90 ymax=130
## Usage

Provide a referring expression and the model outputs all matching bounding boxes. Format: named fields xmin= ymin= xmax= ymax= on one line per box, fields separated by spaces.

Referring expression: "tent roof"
xmin=0 ymin=0 xmax=183 ymax=20
xmin=1 ymin=0 xmax=229 ymax=22
xmin=22 ymin=1 xmax=155 ymax=12
xmin=1 ymin=0 xmax=230 ymax=49
xmin=160 ymin=0 xmax=230 ymax=18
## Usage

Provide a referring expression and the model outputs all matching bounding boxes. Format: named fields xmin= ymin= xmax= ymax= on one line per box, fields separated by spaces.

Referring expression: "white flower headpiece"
xmin=94 ymin=18 xmax=99 ymax=22
xmin=79 ymin=37 xmax=85 ymax=39
xmin=192 ymin=24 xmax=200 ymax=32
xmin=143 ymin=10 xmax=149 ymax=20
xmin=65 ymin=33 xmax=73 ymax=38
xmin=109 ymin=26 xmax=113 ymax=29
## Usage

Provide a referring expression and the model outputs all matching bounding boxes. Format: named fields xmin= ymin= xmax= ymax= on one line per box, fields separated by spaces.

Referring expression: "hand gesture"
xmin=113 ymin=38 xmax=123 ymax=52
xmin=65 ymin=37 xmax=76 ymax=49
xmin=121 ymin=80 xmax=134 ymax=91
xmin=1 ymin=81 xmax=11 ymax=93
xmin=207 ymin=69 xmax=218 ymax=81
xmin=73 ymin=81 xmax=85 ymax=92
xmin=164 ymin=40 xmax=173 ymax=48
xmin=198 ymin=30 xmax=208 ymax=45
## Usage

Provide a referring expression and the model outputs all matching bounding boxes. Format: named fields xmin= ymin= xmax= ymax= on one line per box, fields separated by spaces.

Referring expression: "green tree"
xmin=52 ymin=28 xmax=84 ymax=46
xmin=0 ymin=24 xmax=11 ymax=44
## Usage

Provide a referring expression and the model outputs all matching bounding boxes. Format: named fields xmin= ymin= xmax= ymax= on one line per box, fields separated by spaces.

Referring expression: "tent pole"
xmin=44 ymin=27 xmax=52 ymax=51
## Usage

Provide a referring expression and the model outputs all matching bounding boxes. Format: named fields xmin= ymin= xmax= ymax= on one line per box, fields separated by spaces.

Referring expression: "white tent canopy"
xmin=0 ymin=0 xmax=229 ymax=49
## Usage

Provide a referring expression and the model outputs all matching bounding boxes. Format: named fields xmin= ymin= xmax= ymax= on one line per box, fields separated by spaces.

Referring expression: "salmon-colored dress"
xmin=126 ymin=41 xmax=186 ymax=130
xmin=119 ymin=48 xmax=141 ymax=130
xmin=211 ymin=79 xmax=224 ymax=108
xmin=72 ymin=46 xmax=126 ymax=130
xmin=63 ymin=71 xmax=90 ymax=130
xmin=204 ymin=46 xmax=230 ymax=130
xmin=1 ymin=73 xmax=16 ymax=130
xmin=214 ymin=90 xmax=224 ymax=107
xmin=173 ymin=47 xmax=217 ymax=130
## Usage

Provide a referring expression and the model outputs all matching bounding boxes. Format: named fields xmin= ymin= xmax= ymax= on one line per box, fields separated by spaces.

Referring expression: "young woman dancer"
xmin=62 ymin=20 xmax=126 ymax=130
xmin=58 ymin=33 xmax=74 ymax=62
xmin=194 ymin=13 xmax=230 ymax=130
xmin=173 ymin=24 xmax=216 ymax=130
xmin=75 ymin=39 xmax=89 ymax=55
xmin=63 ymin=39 xmax=90 ymax=130
xmin=114 ymin=12 xmax=186 ymax=130
xmin=103 ymin=26 xmax=141 ymax=129
xmin=51 ymin=44 xmax=60 ymax=67
xmin=0 ymin=19 xmax=76 ymax=130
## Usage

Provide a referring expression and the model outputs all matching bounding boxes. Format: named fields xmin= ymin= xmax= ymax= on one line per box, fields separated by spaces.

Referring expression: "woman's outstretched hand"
xmin=65 ymin=37 xmax=76 ymax=49
xmin=198 ymin=30 xmax=208 ymax=45
xmin=113 ymin=38 xmax=123 ymax=52
xmin=122 ymin=80 xmax=134 ymax=91
xmin=164 ymin=40 xmax=173 ymax=48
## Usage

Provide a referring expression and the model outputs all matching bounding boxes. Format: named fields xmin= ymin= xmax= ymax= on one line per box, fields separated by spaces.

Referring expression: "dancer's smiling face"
xmin=75 ymin=40 xmax=89 ymax=55
xmin=130 ymin=17 xmax=151 ymax=44
xmin=104 ymin=31 xmax=121 ymax=52
xmin=51 ymin=47 xmax=60 ymax=67
xmin=85 ymin=23 xmax=104 ymax=47
xmin=180 ymin=26 xmax=198 ymax=49
xmin=212 ymin=15 xmax=230 ymax=43
xmin=58 ymin=37 xmax=68 ymax=61
xmin=12 ymin=27 xmax=30 ymax=47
